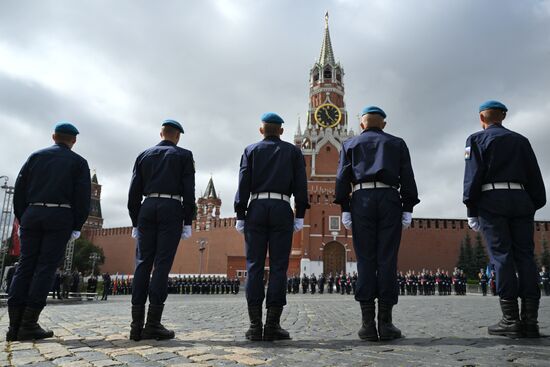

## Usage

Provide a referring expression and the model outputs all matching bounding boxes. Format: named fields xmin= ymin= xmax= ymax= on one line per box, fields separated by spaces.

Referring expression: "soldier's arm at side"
xmin=234 ymin=149 xmax=251 ymax=220
xmin=182 ymin=151 xmax=196 ymax=225
xmin=462 ymin=136 xmax=484 ymax=217
xmin=128 ymin=155 xmax=144 ymax=227
xmin=334 ymin=143 xmax=352 ymax=211
xmin=292 ymin=148 xmax=310 ymax=218
xmin=73 ymin=159 xmax=92 ymax=231
xmin=13 ymin=157 xmax=31 ymax=222
xmin=399 ymin=140 xmax=420 ymax=212
xmin=525 ymin=140 xmax=546 ymax=210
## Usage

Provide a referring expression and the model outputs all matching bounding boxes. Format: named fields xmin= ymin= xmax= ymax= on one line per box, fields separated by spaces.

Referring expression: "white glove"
xmin=17 ymin=228 xmax=21 ymax=237
xmin=71 ymin=231 xmax=81 ymax=240
xmin=294 ymin=218 xmax=304 ymax=232
xmin=402 ymin=212 xmax=412 ymax=229
xmin=342 ymin=212 xmax=352 ymax=230
xmin=181 ymin=225 xmax=192 ymax=240
xmin=235 ymin=220 xmax=245 ymax=234
xmin=468 ymin=217 xmax=480 ymax=232
xmin=131 ymin=227 xmax=138 ymax=239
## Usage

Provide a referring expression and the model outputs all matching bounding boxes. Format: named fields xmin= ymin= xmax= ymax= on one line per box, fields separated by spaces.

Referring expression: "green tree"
xmin=540 ymin=234 xmax=550 ymax=269
xmin=457 ymin=235 xmax=468 ymax=271
xmin=72 ymin=238 xmax=105 ymax=275
xmin=473 ymin=233 xmax=488 ymax=275
xmin=463 ymin=233 xmax=475 ymax=278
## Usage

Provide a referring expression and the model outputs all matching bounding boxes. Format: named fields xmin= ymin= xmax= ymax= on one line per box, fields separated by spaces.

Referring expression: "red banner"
xmin=10 ymin=219 xmax=20 ymax=256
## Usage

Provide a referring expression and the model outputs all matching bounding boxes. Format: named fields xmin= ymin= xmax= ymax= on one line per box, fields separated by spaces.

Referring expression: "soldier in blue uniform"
xmin=7 ymin=122 xmax=91 ymax=341
xmin=234 ymin=112 xmax=309 ymax=341
xmin=464 ymin=100 xmax=545 ymax=338
xmin=335 ymin=106 xmax=419 ymax=341
xmin=128 ymin=119 xmax=195 ymax=341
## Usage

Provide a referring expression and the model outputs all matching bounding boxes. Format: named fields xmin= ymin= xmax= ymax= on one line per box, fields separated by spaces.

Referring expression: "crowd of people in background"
xmin=398 ymin=268 xmax=473 ymax=296
xmin=99 ymin=275 xmax=242 ymax=297
xmin=287 ymin=272 xmax=359 ymax=295
xmin=7 ymin=263 xmax=549 ymax=300
xmin=50 ymin=268 xmax=83 ymax=299
xmin=285 ymin=267 xmax=550 ymax=297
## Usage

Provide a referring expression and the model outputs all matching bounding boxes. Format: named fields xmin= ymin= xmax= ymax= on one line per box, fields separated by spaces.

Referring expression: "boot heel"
xmin=263 ymin=307 xmax=291 ymax=341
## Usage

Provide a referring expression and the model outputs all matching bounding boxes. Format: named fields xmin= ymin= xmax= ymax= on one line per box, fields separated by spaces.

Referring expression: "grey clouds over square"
xmin=1 ymin=0 xmax=549 ymax=226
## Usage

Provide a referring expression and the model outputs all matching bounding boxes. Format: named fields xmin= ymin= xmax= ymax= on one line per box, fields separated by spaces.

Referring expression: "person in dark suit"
xmin=463 ymin=100 xmax=546 ymax=338
xmin=7 ymin=122 xmax=90 ymax=341
xmin=234 ymin=112 xmax=309 ymax=341
xmin=335 ymin=106 xmax=419 ymax=341
xmin=128 ymin=119 xmax=195 ymax=341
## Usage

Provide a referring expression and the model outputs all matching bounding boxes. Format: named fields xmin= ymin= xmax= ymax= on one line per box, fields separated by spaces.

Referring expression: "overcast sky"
xmin=1 ymin=0 xmax=550 ymax=227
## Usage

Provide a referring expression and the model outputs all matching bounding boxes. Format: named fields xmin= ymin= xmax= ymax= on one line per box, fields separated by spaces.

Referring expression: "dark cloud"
xmin=1 ymin=0 xmax=549 ymax=226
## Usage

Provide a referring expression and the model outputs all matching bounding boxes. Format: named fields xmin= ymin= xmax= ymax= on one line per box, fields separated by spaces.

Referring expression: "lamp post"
xmin=197 ymin=238 xmax=207 ymax=275
xmin=89 ymin=252 xmax=101 ymax=276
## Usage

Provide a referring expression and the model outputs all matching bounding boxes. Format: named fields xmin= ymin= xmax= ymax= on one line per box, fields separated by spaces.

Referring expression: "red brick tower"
xmin=196 ymin=177 xmax=221 ymax=231
xmin=83 ymin=171 xmax=104 ymax=233
xmin=293 ymin=13 xmax=356 ymax=277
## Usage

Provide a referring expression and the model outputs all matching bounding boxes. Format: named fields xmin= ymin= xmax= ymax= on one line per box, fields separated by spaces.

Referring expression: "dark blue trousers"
xmin=351 ymin=189 xmax=402 ymax=305
xmin=244 ymin=199 xmax=293 ymax=308
xmin=479 ymin=209 xmax=541 ymax=301
xmin=131 ymin=198 xmax=183 ymax=306
xmin=8 ymin=207 xmax=72 ymax=309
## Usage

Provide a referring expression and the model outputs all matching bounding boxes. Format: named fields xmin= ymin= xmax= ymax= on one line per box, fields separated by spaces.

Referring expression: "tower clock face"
xmin=314 ymin=103 xmax=342 ymax=128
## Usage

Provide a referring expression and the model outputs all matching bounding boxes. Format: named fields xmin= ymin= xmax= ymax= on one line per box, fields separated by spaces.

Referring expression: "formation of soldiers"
xmin=167 ymin=276 xmax=240 ymax=295
xmin=102 ymin=275 xmax=242 ymax=296
xmin=287 ymin=272 xmax=359 ymax=295
xmin=398 ymin=268 xmax=467 ymax=296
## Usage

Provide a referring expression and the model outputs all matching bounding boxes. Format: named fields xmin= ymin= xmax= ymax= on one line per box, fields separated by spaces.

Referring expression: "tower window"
xmin=326 ymin=146 xmax=331 ymax=152
xmin=323 ymin=68 xmax=332 ymax=79
xmin=336 ymin=72 xmax=341 ymax=82
xmin=313 ymin=70 xmax=319 ymax=82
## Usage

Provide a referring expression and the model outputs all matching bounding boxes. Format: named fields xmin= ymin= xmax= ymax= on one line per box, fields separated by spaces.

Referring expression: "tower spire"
xmin=203 ymin=176 xmax=218 ymax=199
xmin=319 ymin=11 xmax=335 ymax=66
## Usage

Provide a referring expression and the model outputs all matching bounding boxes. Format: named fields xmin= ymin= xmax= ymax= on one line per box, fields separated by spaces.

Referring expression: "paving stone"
xmin=0 ymin=294 xmax=548 ymax=366
xmin=224 ymin=354 xmax=267 ymax=365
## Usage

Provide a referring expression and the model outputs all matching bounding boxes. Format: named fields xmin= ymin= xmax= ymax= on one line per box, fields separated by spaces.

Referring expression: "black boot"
xmin=245 ymin=305 xmax=263 ymax=341
xmin=17 ymin=307 xmax=54 ymax=341
xmin=377 ymin=302 xmax=402 ymax=341
xmin=6 ymin=306 xmax=24 ymax=342
xmin=142 ymin=304 xmax=175 ymax=340
xmin=488 ymin=298 xmax=521 ymax=338
xmin=358 ymin=302 xmax=378 ymax=341
xmin=263 ymin=306 xmax=291 ymax=341
xmin=521 ymin=298 xmax=540 ymax=338
xmin=129 ymin=305 xmax=145 ymax=341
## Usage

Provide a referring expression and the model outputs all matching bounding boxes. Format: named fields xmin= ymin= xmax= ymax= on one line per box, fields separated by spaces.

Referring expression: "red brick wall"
xmin=89 ymin=218 xmax=550 ymax=276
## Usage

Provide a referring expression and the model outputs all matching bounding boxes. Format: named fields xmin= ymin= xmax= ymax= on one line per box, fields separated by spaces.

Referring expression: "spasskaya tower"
xmin=293 ymin=13 xmax=356 ymax=277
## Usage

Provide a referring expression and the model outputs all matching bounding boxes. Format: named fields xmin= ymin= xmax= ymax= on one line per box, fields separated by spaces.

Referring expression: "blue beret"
xmin=361 ymin=106 xmax=386 ymax=118
xmin=261 ymin=112 xmax=284 ymax=124
xmin=54 ymin=122 xmax=79 ymax=136
xmin=162 ymin=119 xmax=184 ymax=133
xmin=479 ymin=100 xmax=508 ymax=113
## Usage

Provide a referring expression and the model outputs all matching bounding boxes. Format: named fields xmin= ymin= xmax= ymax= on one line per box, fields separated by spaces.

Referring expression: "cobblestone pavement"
xmin=0 ymin=294 xmax=548 ymax=366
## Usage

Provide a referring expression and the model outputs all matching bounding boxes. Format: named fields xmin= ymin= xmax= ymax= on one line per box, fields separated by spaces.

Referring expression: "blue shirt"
xmin=463 ymin=124 xmax=546 ymax=216
xmin=334 ymin=128 xmax=420 ymax=212
xmin=128 ymin=140 xmax=196 ymax=226
xmin=13 ymin=143 xmax=91 ymax=231
xmin=234 ymin=136 xmax=309 ymax=219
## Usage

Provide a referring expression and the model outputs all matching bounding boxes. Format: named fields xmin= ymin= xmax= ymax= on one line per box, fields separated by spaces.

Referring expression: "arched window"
xmin=313 ymin=70 xmax=320 ymax=82
xmin=323 ymin=67 xmax=332 ymax=80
